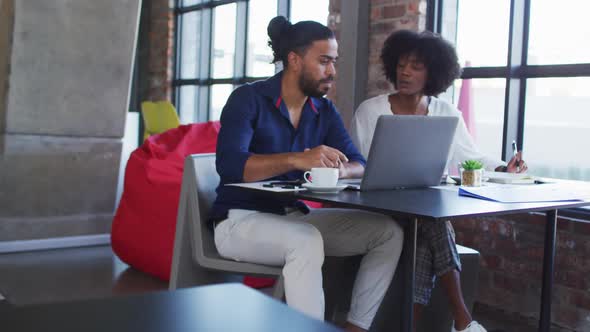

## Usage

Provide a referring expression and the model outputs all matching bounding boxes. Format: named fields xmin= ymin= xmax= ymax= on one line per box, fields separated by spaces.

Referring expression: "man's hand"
xmin=292 ymin=145 xmax=349 ymax=170
xmin=337 ymin=161 xmax=349 ymax=179
xmin=243 ymin=146 xmax=351 ymax=182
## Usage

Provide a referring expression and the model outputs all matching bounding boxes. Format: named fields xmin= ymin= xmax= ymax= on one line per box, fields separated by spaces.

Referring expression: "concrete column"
xmin=0 ymin=0 xmax=141 ymax=241
xmin=331 ymin=0 xmax=369 ymax=129
xmin=0 ymin=0 xmax=13 ymax=134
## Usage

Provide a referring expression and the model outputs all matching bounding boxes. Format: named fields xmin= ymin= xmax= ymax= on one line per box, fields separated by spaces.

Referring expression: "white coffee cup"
xmin=304 ymin=167 xmax=339 ymax=187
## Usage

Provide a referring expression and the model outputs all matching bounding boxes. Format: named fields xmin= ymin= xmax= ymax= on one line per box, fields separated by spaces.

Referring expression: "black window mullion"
xmin=515 ymin=0 xmax=532 ymax=158
xmin=177 ymin=0 xmax=247 ymax=14
xmin=243 ymin=0 xmax=251 ymax=77
xmin=200 ymin=7 xmax=213 ymax=122
xmin=175 ymin=77 xmax=263 ymax=86
xmin=173 ymin=0 xmax=182 ymax=110
xmin=461 ymin=67 xmax=508 ymax=79
xmin=502 ymin=0 xmax=527 ymax=162
xmin=278 ymin=0 xmax=289 ymax=19
xmin=426 ymin=0 xmax=443 ymax=33
xmin=275 ymin=0 xmax=290 ymax=73
xmin=521 ymin=64 xmax=590 ymax=78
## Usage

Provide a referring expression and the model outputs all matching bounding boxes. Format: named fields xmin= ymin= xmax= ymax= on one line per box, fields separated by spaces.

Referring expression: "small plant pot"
xmin=461 ymin=169 xmax=484 ymax=187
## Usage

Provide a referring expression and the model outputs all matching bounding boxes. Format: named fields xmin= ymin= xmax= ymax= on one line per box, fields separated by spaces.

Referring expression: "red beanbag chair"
xmin=111 ymin=122 xmax=221 ymax=281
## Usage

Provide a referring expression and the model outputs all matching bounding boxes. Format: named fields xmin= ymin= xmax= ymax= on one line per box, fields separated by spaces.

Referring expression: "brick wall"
xmin=325 ymin=0 xmax=341 ymax=103
xmin=327 ymin=0 xmax=426 ymax=118
xmin=144 ymin=0 xmax=174 ymax=102
xmin=367 ymin=0 xmax=426 ymax=98
xmin=454 ymin=214 xmax=590 ymax=331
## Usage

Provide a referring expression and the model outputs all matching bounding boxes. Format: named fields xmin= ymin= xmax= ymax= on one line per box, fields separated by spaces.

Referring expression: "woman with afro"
xmin=351 ymin=30 xmax=526 ymax=332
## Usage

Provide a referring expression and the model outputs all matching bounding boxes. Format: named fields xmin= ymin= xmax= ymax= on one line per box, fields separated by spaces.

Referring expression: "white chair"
xmin=169 ymin=153 xmax=284 ymax=299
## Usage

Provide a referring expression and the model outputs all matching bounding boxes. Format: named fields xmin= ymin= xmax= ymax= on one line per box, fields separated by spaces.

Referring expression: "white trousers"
xmin=214 ymin=208 xmax=404 ymax=329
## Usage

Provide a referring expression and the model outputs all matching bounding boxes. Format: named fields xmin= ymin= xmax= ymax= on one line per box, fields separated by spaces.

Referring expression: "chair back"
xmin=141 ymin=101 xmax=181 ymax=141
xmin=171 ymin=153 xmax=283 ymax=287
xmin=184 ymin=153 xmax=221 ymax=261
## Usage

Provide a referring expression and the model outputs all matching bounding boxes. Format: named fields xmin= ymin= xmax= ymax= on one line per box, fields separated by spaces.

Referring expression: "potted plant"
xmin=461 ymin=160 xmax=484 ymax=187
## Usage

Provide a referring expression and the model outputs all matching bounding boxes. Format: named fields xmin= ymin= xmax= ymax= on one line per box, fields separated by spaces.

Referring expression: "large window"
xmin=174 ymin=0 xmax=329 ymax=124
xmin=434 ymin=0 xmax=590 ymax=181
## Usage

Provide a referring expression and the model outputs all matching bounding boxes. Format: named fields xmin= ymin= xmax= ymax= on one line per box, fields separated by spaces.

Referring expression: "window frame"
xmin=172 ymin=0 xmax=292 ymax=123
xmin=427 ymin=0 xmax=590 ymax=218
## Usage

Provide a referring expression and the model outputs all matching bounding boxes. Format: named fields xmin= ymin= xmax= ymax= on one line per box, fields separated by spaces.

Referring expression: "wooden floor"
xmin=0 ymin=245 xmax=565 ymax=332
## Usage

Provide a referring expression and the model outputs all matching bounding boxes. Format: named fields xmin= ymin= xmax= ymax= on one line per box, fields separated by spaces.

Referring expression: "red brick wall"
xmin=367 ymin=0 xmax=426 ymax=98
xmin=145 ymin=0 xmax=174 ymax=102
xmin=454 ymin=213 xmax=590 ymax=330
xmin=326 ymin=0 xmax=341 ymax=102
xmin=327 ymin=0 xmax=426 ymax=114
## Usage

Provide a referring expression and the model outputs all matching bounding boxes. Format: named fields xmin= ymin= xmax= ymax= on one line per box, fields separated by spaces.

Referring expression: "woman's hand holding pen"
xmin=506 ymin=151 xmax=528 ymax=173
xmin=506 ymin=140 xmax=527 ymax=173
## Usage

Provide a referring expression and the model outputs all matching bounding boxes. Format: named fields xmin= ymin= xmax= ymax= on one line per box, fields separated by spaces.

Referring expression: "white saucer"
xmin=302 ymin=183 xmax=348 ymax=194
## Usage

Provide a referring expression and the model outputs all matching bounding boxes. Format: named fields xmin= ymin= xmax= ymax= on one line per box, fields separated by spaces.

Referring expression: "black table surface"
xmin=231 ymin=182 xmax=590 ymax=332
xmin=292 ymin=186 xmax=590 ymax=220
xmin=4 ymin=284 xmax=341 ymax=332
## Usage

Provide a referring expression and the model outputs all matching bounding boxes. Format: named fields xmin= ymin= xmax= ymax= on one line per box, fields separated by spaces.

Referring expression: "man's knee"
xmin=379 ymin=217 xmax=404 ymax=243
xmin=289 ymin=224 xmax=325 ymax=266
xmin=367 ymin=215 xmax=404 ymax=251
xmin=387 ymin=219 xmax=404 ymax=237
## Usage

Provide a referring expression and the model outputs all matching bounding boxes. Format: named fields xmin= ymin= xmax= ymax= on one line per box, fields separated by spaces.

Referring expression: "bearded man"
xmin=209 ymin=16 xmax=404 ymax=332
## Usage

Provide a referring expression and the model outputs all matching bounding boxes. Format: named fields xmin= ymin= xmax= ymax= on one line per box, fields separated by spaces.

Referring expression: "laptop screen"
xmin=356 ymin=115 xmax=458 ymax=191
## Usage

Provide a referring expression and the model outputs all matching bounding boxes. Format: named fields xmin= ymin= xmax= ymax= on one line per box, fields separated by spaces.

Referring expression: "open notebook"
xmin=485 ymin=171 xmax=535 ymax=184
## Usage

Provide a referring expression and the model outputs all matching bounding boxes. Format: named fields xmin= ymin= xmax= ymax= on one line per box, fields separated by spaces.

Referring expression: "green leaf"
xmin=461 ymin=160 xmax=484 ymax=170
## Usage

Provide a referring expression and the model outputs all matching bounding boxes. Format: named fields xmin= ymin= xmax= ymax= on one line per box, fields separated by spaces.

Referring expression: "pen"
xmin=264 ymin=181 xmax=304 ymax=188
xmin=512 ymin=140 xmax=520 ymax=172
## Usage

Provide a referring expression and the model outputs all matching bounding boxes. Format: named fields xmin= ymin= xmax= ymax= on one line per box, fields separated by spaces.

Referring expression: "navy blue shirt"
xmin=209 ymin=72 xmax=366 ymax=221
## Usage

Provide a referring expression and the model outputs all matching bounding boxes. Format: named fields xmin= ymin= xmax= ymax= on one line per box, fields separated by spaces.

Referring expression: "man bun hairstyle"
xmin=267 ymin=16 xmax=292 ymax=64
xmin=267 ymin=16 xmax=335 ymax=67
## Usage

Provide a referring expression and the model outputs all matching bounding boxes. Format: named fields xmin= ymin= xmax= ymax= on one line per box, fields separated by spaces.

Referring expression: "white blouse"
xmin=350 ymin=94 xmax=505 ymax=173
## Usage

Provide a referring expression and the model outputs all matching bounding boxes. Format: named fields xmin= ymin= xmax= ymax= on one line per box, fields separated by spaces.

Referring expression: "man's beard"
xmin=298 ymin=69 xmax=334 ymax=98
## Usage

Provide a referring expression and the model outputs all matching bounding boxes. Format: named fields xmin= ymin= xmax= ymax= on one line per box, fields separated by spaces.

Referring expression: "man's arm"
xmin=217 ymin=87 xmax=351 ymax=183
xmin=243 ymin=145 xmax=349 ymax=182
xmin=323 ymin=101 xmax=368 ymax=178
xmin=216 ymin=86 xmax=257 ymax=183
